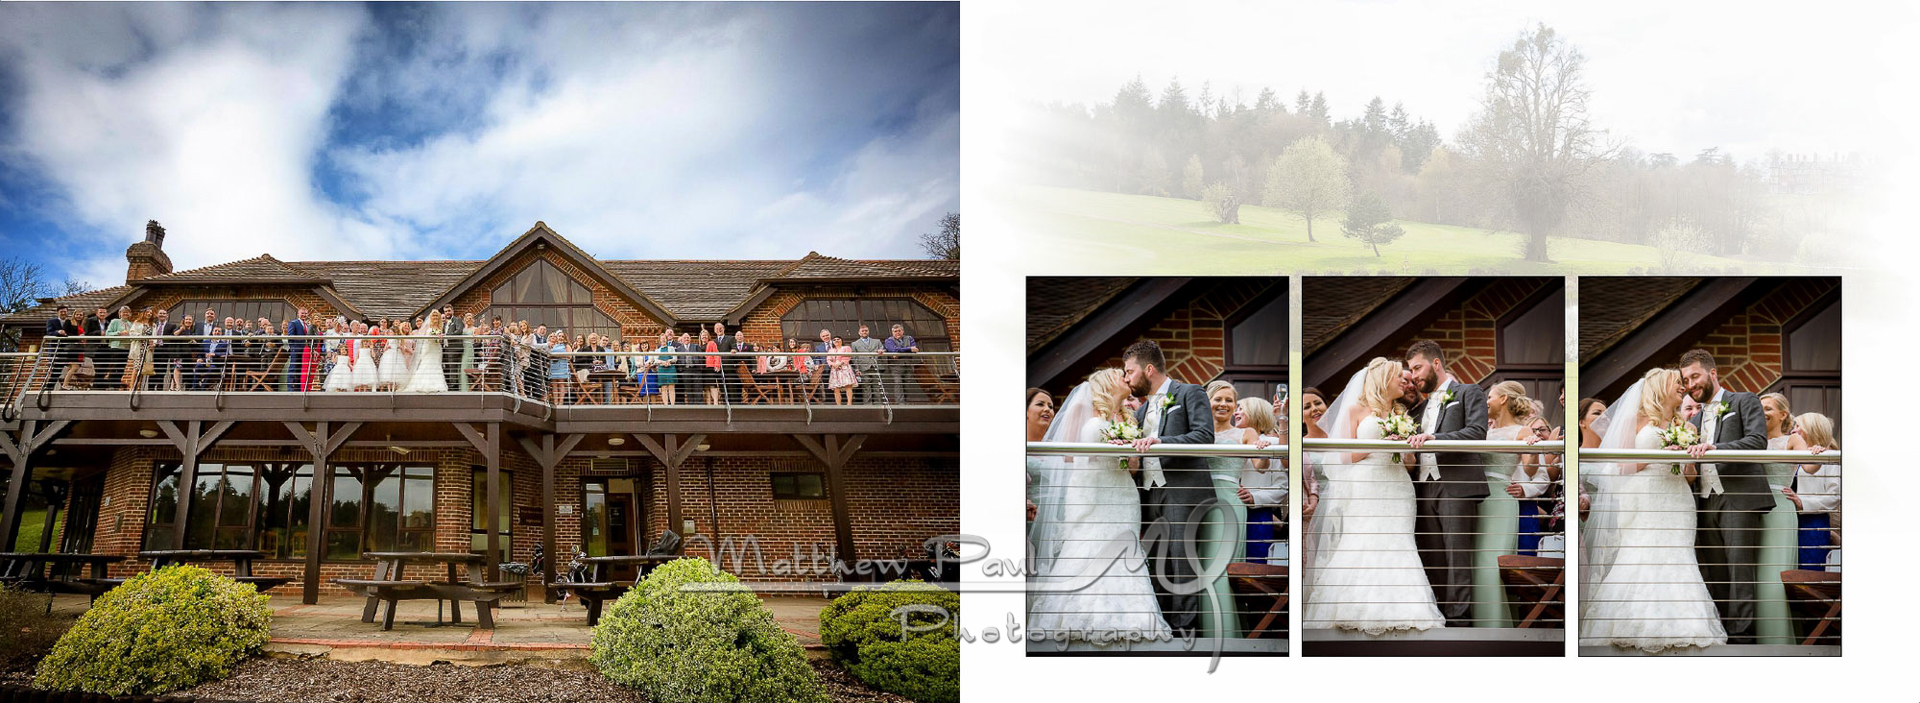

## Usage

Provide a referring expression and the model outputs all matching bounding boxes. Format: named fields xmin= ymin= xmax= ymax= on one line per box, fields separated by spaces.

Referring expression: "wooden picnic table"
xmin=335 ymin=552 xmax=517 ymax=631
xmin=1225 ymin=562 xmax=1288 ymax=639
xmin=552 ymin=554 xmax=681 ymax=626
xmin=125 ymin=549 xmax=290 ymax=593
xmin=1497 ymin=554 xmax=1565 ymax=629
xmin=1782 ymin=569 xmax=1841 ymax=645
xmin=0 ymin=552 xmax=124 ymax=596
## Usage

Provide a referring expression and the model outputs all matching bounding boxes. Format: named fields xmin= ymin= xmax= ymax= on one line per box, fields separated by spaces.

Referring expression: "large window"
xmin=144 ymin=462 xmax=312 ymax=556
xmin=779 ymin=299 xmax=952 ymax=352
xmin=1772 ymin=295 xmax=1841 ymax=436
xmin=315 ymin=463 xmax=436 ymax=559
xmin=1498 ymin=287 xmax=1565 ymax=367
xmin=482 ymin=260 xmax=622 ymax=342
xmin=173 ymin=299 xmax=298 ymax=328
xmin=1221 ymin=290 xmax=1287 ymax=403
xmin=471 ymin=469 xmax=513 ymax=561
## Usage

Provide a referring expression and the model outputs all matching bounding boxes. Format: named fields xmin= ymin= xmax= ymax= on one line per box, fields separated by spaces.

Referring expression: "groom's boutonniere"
xmin=1714 ymin=401 xmax=1732 ymax=418
xmin=1439 ymin=389 xmax=1456 ymax=406
xmin=1159 ymin=392 xmax=1175 ymax=410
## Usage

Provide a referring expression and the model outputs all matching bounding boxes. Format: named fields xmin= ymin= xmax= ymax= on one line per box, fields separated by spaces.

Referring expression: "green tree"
xmin=1263 ymin=135 xmax=1350 ymax=242
xmin=1459 ymin=24 xmax=1610 ymax=261
xmin=1182 ymin=154 xmax=1206 ymax=200
xmin=1341 ymin=192 xmax=1407 ymax=257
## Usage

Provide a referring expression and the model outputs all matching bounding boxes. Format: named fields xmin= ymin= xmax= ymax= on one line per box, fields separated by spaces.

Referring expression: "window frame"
xmin=1494 ymin=285 xmax=1566 ymax=371
xmin=470 ymin=468 xmax=514 ymax=561
xmin=777 ymin=298 xmax=953 ymax=352
xmin=1218 ymin=287 xmax=1288 ymax=403
xmin=770 ymin=471 xmax=829 ymax=500
xmin=1771 ymin=291 xmax=1842 ymax=435
xmin=173 ymin=299 xmax=299 ymax=330
xmin=482 ymin=260 xmax=623 ymax=342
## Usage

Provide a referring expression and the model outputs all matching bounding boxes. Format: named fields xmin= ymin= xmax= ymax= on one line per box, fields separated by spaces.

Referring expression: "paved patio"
xmin=46 ymin=592 xmax=835 ymax=667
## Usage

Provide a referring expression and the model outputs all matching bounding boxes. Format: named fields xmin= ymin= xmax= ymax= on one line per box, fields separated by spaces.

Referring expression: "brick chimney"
xmin=125 ymin=220 xmax=173 ymax=281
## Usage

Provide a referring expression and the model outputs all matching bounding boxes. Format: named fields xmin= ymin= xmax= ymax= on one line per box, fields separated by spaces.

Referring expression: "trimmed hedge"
xmin=33 ymin=566 xmax=272 ymax=696
xmin=589 ymin=558 xmax=825 ymax=703
xmin=819 ymin=580 xmax=958 ymax=703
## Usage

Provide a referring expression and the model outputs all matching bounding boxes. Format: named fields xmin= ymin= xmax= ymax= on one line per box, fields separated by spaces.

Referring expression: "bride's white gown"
xmin=402 ymin=329 xmax=448 ymax=393
xmin=1303 ymin=414 xmax=1445 ymax=633
xmin=1027 ymin=417 xmax=1171 ymax=641
xmin=1579 ymin=424 xmax=1727 ymax=652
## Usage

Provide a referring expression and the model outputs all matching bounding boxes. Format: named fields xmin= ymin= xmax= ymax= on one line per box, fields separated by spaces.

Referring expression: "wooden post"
xmin=515 ymin=433 xmax=582 ymax=603
xmin=794 ymin=434 xmax=866 ymax=567
xmin=455 ymin=423 xmax=505 ymax=582
xmin=633 ymin=434 xmax=704 ymax=545
xmin=158 ymin=420 xmax=235 ymax=550
xmin=285 ymin=421 xmax=360 ymax=604
xmin=0 ymin=420 xmax=70 ymax=550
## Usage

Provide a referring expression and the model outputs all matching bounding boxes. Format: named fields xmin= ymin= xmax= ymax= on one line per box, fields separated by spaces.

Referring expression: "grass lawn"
xmin=1003 ymin=185 xmax=1811 ymax=275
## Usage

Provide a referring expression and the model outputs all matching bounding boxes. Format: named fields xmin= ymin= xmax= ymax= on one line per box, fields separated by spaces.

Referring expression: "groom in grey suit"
xmin=1402 ymin=339 xmax=1489 ymax=626
xmin=1112 ymin=339 xmax=1215 ymax=638
xmin=1678 ymin=348 xmax=1771 ymax=644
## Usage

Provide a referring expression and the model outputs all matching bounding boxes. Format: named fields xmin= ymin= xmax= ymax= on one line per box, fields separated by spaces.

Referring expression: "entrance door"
xmin=61 ymin=475 xmax=103 ymax=555
xmin=607 ymin=493 xmax=637 ymax=580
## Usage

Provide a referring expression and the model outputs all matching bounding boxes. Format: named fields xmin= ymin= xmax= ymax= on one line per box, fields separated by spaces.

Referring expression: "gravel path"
xmin=174 ymin=657 xmax=914 ymax=703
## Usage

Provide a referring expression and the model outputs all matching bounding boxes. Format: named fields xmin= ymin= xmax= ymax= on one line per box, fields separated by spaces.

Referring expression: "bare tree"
xmin=919 ymin=212 xmax=960 ymax=260
xmin=1 ymin=257 xmax=90 ymax=351
xmin=1458 ymin=24 xmax=1611 ymax=262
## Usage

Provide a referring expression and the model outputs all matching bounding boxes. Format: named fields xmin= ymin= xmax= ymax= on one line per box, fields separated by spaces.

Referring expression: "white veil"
xmin=1579 ymin=379 xmax=1644 ymax=611
xmin=1029 ymin=381 xmax=1099 ymax=580
xmin=1304 ymin=367 xmax=1371 ymax=595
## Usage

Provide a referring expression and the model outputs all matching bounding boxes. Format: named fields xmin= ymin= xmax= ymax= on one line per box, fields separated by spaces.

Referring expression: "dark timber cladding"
xmin=1301 ymin=277 xmax=1473 ymax=391
xmin=0 ymin=220 xmax=959 ymax=604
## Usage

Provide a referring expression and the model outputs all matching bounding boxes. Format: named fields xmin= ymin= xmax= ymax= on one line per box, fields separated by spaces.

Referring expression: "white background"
xmin=959 ymin=0 xmax=1920 ymax=699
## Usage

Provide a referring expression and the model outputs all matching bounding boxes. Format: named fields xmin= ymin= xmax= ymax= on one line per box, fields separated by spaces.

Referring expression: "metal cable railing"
xmin=1 ymin=335 xmax=959 ymax=412
xmin=1578 ymin=449 xmax=1841 ymax=653
xmin=1024 ymin=441 xmax=1288 ymax=648
xmin=1300 ymin=438 xmax=1566 ymax=634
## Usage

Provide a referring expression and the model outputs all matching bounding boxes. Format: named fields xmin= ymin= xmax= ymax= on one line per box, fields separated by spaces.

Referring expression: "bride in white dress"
xmin=1302 ymin=357 xmax=1445 ymax=633
xmin=1028 ymin=368 xmax=1172 ymax=643
xmin=1579 ymin=367 xmax=1726 ymax=652
xmin=402 ymin=311 xmax=449 ymax=393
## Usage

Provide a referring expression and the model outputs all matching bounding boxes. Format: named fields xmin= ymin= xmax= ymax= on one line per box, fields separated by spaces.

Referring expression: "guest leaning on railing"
xmin=1787 ymin=412 xmax=1840 ymax=572
xmin=1233 ymin=396 xmax=1286 ymax=564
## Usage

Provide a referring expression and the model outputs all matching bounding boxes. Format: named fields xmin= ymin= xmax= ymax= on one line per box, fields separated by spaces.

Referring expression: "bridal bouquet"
xmin=1657 ymin=423 xmax=1699 ymax=474
xmin=1101 ymin=418 xmax=1144 ymax=468
xmin=1380 ymin=411 xmax=1419 ymax=462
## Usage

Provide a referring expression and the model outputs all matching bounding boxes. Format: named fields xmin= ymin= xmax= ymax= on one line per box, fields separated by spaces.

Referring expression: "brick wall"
xmin=1677 ymin=278 xmax=1838 ymax=394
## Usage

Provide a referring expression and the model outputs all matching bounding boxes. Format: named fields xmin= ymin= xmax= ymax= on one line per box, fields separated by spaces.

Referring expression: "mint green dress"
xmin=1756 ymin=435 xmax=1797 ymax=644
xmin=1472 ymin=425 xmax=1524 ymax=628
xmin=1198 ymin=430 xmax=1247 ymax=639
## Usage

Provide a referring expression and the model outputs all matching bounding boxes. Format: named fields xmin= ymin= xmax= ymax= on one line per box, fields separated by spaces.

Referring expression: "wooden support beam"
xmin=515 ymin=433 xmax=583 ymax=603
xmin=160 ymin=420 xmax=234 ymax=550
xmin=794 ymin=434 xmax=866 ymax=566
xmin=0 ymin=420 xmax=71 ymax=550
xmin=283 ymin=421 xmax=359 ymax=604
xmin=633 ymin=434 xmax=706 ymax=541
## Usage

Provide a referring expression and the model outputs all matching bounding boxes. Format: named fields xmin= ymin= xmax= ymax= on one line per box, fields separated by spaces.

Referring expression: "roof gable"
xmin=419 ymin=222 xmax=679 ymax=325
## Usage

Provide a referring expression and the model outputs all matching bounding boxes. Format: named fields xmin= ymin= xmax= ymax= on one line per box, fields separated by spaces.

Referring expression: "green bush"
xmin=819 ymin=580 xmax=959 ymax=703
xmin=33 ymin=565 xmax=271 ymax=695
xmin=0 ymin=583 xmax=73 ymax=671
xmin=590 ymin=557 xmax=825 ymax=703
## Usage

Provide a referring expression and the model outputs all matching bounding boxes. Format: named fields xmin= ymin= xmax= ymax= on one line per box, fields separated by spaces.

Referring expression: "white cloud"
xmin=0 ymin=2 xmax=958 ymax=288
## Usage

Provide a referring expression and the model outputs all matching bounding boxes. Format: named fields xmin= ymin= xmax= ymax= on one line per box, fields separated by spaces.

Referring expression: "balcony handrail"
xmin=1580 ymin=448 xmax=1840 ymax=464
xmin=1301 ymin=438 xmax=1562 ymax=455
xmin=1026 ymin=441 xmax=1288 ymax=458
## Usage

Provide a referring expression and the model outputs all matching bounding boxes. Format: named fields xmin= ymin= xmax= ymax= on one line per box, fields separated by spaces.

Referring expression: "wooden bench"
xmin=1498 ymin=554 xmax=1565 ymax=629
xmin=333 ymin=579 xmax=437 ymax=630
xmin=548 ymin=581 xmax=629 ymax=626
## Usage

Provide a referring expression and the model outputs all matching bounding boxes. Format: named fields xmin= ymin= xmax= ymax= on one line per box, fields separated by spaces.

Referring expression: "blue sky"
xmin=0 ymin=2 xmax=959 ymax=290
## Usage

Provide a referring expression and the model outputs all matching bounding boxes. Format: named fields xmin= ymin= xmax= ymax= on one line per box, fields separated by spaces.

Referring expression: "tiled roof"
xmin=1577 ymin=278 xmax=1702 ymax=359
xmin=1301 ymin=277 xmax=1415 ymax=354
xmin=141 ymin=254 xmax=319 ymax=283
xmin=2 ymin=252 xmax=954 ymax=327
xmin=1 ymin=285 xmax=137 ymax=325
xmin=1025 ymin=277 xmax=1139 ymax=353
